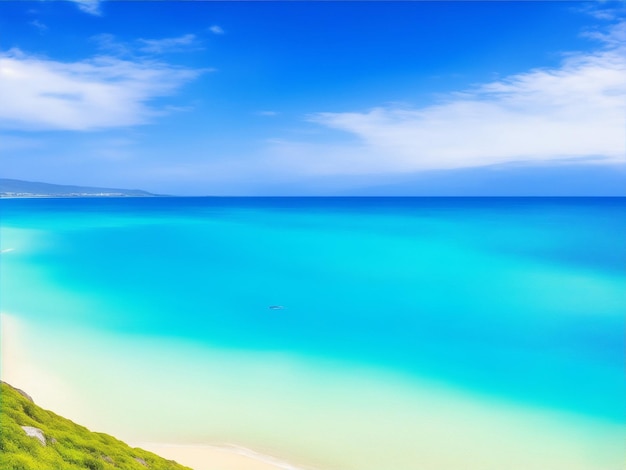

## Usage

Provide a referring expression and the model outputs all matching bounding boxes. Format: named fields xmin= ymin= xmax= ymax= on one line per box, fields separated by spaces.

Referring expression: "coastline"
xmin=132 ymin=443 xmax=310 ymax=470
xmin=0 ymin=312 xmax=310 ymax=470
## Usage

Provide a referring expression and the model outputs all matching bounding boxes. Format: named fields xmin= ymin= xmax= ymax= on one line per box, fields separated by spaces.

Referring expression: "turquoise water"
xmin=1 ymin=197 xmax=624 ymax=428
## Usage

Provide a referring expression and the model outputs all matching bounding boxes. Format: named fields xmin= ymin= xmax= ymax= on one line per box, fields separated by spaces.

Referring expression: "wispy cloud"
xmin=71 ymin=0 xmax=102 ymax=16
xmin=208 ymin=25 xmax=225 ymax=35
xmin=576 ymin=2 xmax=625 ymax=22
xmin=280 ymin=21 xmax=626 ymax=175
xmin=92 ymin=33 xmax=203 ymax=57
xmin=582 ymin=19 xmax=626 ymax=47
xmin=29 ymin=20 xmax=48 ymax=33
xmin=0 ymin=49 xmax=203 ymax=131
xmin=91 ymin=33 xmax=133 ymax=57
xmin=137 ymin=34 xmax=201 ymax=54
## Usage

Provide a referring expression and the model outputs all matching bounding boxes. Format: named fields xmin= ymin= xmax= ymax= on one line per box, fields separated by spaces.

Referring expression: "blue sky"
xmin=0 ymin=1 xmax=624 ymax=195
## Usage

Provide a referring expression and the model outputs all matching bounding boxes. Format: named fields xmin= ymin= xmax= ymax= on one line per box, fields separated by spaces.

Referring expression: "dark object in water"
xmin=269 ymin=305 xmax=285 ymax=310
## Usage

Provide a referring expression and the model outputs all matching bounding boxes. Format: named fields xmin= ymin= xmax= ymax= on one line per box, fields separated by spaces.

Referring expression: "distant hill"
xmin=0 ymin=179 xmax=158 ymax=198
xmin=0 ymin=381 xmax=193 ymax=470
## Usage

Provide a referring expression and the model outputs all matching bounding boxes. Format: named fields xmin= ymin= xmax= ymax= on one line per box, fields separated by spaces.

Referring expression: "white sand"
xmin=132 ymin=443 xmax=309 ymax=470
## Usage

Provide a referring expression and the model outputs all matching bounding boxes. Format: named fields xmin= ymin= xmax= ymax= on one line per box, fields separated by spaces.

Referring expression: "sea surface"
xmin=1 ymin=197 xmax=624 ymax=470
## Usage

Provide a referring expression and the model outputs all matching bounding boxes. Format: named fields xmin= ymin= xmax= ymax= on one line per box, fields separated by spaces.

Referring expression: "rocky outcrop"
xmin=1 ymin=381 xmax=34 ymax=402
xmin=21 ymin=426 xmax=46 ymax=446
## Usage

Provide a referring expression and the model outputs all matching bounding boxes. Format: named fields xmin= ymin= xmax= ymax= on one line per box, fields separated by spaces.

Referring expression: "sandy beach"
xmin=133 ymin=443 xmax=309 ymax=470
xmin=0 ymin=313 xmax=309 ymax=470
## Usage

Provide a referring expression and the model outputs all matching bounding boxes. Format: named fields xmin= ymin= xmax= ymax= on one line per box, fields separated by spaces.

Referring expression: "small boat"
xmin=268 ymin=305 xmax=285 ymax=310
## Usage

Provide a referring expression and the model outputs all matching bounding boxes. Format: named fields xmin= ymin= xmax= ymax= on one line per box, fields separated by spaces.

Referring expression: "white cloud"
xmin=91 ymin=33 xmax=132 ymax=57
xmin=576 ymin=3 xmax=624 ymax=22
xmin=0 ymin=49 xmax=203 ymax=131
xmin=29 ymin=20 xmax=48 ymax=33
xmin=208 ymin=25 xmax=225 ymax=35
xmin=92 ymin=33 xmax=204 ymax=57
xmin=137 ymin=34 xmax=201 ymax=54
xmin=582 ymin=20 xmax=626 ymax=47
xmin=295 ymin=22 xmax=626 ymax=175
xmin=71 ymin=0 xmax=102 ymax=16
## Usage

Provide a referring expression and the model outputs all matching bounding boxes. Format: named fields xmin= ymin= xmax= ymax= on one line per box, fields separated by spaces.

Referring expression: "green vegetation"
xmin=0 ymin=382 xmax=192 ymax=470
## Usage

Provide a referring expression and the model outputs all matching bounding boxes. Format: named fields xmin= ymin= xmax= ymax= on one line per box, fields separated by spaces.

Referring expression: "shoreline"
xmin=132 ymin=443 xmax=311 ymax=470
xmin=0 ymin=313 xmax=309 ymax=470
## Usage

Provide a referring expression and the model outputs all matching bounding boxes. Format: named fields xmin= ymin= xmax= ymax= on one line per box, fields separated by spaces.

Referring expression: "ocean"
xmin=1 ymin=197 xmax=624 ymax=470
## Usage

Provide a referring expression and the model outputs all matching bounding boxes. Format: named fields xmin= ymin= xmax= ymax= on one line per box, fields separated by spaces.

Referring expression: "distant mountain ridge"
xmin=0 ymin=179 xmax=158 ymax=198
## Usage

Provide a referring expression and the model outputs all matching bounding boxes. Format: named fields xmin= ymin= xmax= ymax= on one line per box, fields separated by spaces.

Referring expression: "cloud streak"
xmin=71 ymin=0 xmax=102 ymax=16
xmin=286 ymin=22 xmax=626 ymax=175
xmin=29 ymin=20 xmax=48 ymax=33
xmin=208 ymin=25 xmax=225 ymax=35
xmin=0 ymin=49 xmax=203 ymax=131
xmin=137 ymin=34 xmax=201 ymax=54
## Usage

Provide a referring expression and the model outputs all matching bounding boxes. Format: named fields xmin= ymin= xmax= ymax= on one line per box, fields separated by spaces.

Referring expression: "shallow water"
xmin=1 ymin=197 xmax=624 ymax=469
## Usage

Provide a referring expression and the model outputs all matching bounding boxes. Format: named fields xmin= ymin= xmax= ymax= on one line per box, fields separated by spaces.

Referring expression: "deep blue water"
xmin=1 ymin=197 xmax=624 ymax=422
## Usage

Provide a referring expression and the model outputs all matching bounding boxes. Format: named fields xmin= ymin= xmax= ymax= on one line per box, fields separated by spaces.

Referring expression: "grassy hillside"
xmin=0 ymin=382 xmax=193 ymax=470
